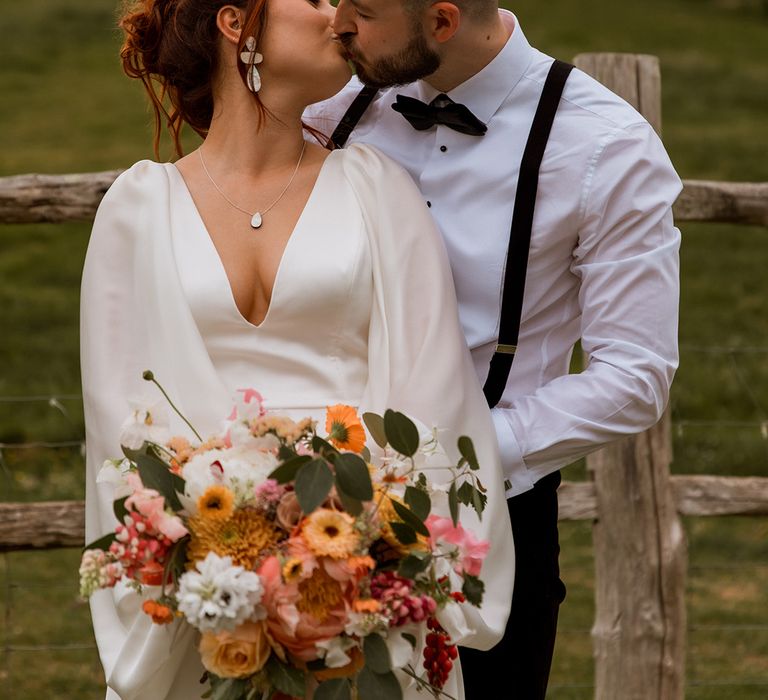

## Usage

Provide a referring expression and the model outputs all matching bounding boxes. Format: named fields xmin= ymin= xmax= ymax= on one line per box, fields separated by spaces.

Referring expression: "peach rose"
xmin=199 ymin=620 xmax=271 ymax=678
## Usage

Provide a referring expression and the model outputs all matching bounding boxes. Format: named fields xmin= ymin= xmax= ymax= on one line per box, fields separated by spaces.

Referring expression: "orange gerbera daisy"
xmin=325 ymin=404 xmax=366 ymax=453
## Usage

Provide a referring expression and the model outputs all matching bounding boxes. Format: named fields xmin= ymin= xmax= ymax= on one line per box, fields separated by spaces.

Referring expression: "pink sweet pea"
xmin=425 ymin=515 xmax=489 ymax=578
xmin=124 ymin=473 xmax=188 ymax=542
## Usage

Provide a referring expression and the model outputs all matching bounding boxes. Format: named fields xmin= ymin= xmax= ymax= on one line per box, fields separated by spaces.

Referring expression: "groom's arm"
xmin=493 ymin=120 xmax=682 ymax=496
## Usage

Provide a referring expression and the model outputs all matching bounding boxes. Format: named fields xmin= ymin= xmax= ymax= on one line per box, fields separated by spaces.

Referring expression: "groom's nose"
xmin=333 ymin=0 xmax=357 ymax=36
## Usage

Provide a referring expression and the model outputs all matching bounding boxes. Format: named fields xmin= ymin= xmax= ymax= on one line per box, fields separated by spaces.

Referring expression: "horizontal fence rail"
xmin=3 ymin=475 xmax=767 ymax=552
xmin=1 ymin=171 xmax=767 ymax=227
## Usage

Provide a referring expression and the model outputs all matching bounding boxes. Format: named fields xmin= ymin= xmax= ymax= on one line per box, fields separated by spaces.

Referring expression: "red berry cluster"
xmin=109 ymin=512 xmax=172 ymax=581
xmin=370 ymin=571 xmax=437 ymax=626
xmin=423 ymin=617 xmax=458 ymax=689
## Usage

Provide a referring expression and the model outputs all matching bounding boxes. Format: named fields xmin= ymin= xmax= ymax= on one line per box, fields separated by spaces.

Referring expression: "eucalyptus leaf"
xmin=402 ymin=633 xmax=417 ymax=649
xmin=362 ymin=412 xmax=388 ymax=449
xmin=266 ymin=656 xmax=306 ymax=697
xmin=457 ymin=435 xmax=480 ymax=470
xmin=278 ymin=445 xmax=298 ymax=461
xmin=334 ymin=453 xmax=373 ymax=500
xmin=391 ymin=499 xmax=429 ymax=537
xmin=336 ymin=487 xmax=364 ymax=517
xmin=357 ymin=667 xmax=403 ymax=700
xmin=361 ymin=446 xmax=371 ymax=462
xmin=462 ymin=573 xmax=485 ymax=607
xmin=383 ymin=410 xmax=419 ymax=457
xmin=269 ymin=455 xmax=311 ymax=484
xmin=389 ymin=521 xmax=417 ymax=545
xmin=404 ymin=486 xmax=431 ymax=520
xmin=364 ymin=633 xmax=392 ymax=673
xmin=315 ymin=678 xmax=351 ymax=700
xmin=448 ymin=481 xmax=459 ymax=527
xmin=295 ymin=458 xmax=334 ymax=514
xmin=211 ymin=678 xmax=248 ymax=700
xmin=83 ymin=532 xmax=116 ymax=553
xmin=135 ymin=453 xmax=184 ymax=511
xmin=312 ymin=435 xmax=338 ymax=457
xmin=113 ymin=496 xmax=129 ymax=524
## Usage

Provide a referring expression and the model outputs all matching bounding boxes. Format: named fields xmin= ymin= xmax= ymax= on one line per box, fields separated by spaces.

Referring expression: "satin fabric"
xmin=81 ymin=143 xmax=514 ymax=700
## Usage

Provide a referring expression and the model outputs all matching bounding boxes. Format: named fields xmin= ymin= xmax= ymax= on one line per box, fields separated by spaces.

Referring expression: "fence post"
xmin=572 ymin=53 xmax=688 ymax=700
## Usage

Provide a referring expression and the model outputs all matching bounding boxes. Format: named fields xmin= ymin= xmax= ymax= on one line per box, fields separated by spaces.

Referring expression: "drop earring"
xmin=239 ymin=36 xmax=263 ymax=93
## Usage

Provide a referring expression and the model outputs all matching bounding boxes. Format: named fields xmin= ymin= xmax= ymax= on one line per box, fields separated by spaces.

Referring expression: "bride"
xmin=81 ymin=0 xmax=514 ymax=698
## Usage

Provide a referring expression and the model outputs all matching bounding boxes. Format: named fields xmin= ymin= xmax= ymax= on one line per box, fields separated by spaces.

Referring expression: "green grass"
xmin=1 ymin=0 xmax=767 ymax=697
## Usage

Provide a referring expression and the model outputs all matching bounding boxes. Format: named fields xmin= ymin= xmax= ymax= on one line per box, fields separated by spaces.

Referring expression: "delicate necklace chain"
xmin=198 ymin=141 xmax=307 ymax=229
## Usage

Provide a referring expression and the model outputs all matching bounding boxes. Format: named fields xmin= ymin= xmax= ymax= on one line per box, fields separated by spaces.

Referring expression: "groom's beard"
xmin=342 ymin=29 xmax=441 ymax=88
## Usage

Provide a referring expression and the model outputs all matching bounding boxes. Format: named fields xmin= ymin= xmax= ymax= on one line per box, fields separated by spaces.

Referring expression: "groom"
xmin=307 ymin=1 xmax=681 ymax=697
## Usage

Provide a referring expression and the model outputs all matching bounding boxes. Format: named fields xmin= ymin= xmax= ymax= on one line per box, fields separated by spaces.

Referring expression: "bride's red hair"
xmin=119 ymin=0 xmax=269 ymax=158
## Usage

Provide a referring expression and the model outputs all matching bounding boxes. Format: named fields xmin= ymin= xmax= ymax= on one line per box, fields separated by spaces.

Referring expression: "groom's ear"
xmin=424 ymin=2 xmax=461 ymax=43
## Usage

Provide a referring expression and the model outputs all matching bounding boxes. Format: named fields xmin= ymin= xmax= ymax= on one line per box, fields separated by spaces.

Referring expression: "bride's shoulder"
xmin=102 ymin=159 xmax=173 ymax=205
xmin=335 ymin=142 xmax=417 ymax=197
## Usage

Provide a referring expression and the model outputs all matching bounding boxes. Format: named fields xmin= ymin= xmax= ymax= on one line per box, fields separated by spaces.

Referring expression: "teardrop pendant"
xmin=250 ymin=212 xmax=263 ymax=229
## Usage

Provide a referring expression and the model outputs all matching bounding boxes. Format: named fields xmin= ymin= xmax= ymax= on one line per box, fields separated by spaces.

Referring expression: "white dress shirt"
xmin=305 ymin=12 xmax=682 ymax=497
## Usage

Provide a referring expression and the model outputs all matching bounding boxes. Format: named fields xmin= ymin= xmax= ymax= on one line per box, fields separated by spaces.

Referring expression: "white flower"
xmin=119 ymin=400 xmax=170 ymax=450
xmin=344 ymin=611 xmax=390 ymax=637
xmin=177 ymin=552 xmax=264 ymax=633
xmin=315 ymin=636 xmax=357 ymax=668
xmin=384 ymin=624 xmax=421 ymax=669
xmin=96 ymin=458 xmax=135 ymax=498
xmin=182 ymin=445 xmax=278 ymax=511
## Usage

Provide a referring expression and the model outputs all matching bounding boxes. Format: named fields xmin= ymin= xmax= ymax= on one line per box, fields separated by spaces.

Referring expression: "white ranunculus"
xmin=119 ymin=400 xmax=170 ymax=450
xmin=177 ymin=552 xmax=264 ymax=634
xmin=315 ymin=636 xmax=357 ymax=668
xmin=96 ymin=458 xmax=135 ymax=498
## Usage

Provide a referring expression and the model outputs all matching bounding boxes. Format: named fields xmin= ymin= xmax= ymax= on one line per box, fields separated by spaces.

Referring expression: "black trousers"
xmin=459 ymin=470 xmax=566 ymax=700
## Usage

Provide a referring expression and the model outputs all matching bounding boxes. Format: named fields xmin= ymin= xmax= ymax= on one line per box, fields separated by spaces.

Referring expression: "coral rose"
xmin=199 ymin=620 xmax=271 ymax=678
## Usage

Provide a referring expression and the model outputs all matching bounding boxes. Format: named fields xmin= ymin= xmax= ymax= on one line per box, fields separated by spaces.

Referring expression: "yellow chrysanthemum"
xmin=187 ymin=509 xmax=283 ymax=569
xmin=296 ymin=567 xmax=343 ymax=622
xmin=325 ymin=404 xmax=366 ymax=453
xmin=302 ymin=508 xmax=359 ymax=559
xmin=282 ymin=557 xmax=304 ymax=583
xmin=197 ymin=485 xmax=235 ymax=521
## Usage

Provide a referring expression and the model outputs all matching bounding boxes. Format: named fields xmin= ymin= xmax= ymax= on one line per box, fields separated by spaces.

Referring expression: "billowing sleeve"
xmin=342 ymin=144 xmax=515 ymax=650
xmin=81 ymin=163 xmax=206 ymax=700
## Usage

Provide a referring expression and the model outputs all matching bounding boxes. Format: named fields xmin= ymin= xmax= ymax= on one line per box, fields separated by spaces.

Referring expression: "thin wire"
xmin=0 ymin=394 xmax=81 ymax=403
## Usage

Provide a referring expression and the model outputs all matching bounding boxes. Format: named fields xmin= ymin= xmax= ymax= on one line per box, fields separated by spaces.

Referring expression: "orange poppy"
xmin=325 ymin=404 xmax=366 ymax=453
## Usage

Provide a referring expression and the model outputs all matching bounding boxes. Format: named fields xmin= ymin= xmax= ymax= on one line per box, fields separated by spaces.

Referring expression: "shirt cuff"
xmin=491 ymin=408 xmax=535 ymax=498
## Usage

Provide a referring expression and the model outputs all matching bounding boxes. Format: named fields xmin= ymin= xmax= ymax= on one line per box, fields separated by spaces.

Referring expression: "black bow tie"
xmin=392 ymin=94 xmax=487 ymax=136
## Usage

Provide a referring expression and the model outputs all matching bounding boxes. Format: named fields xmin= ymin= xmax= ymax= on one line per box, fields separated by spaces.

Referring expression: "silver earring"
xmin=239 ymin=36 xmax=263 ymax=93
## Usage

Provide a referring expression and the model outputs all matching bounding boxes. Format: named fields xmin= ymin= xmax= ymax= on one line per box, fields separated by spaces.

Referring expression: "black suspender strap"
xmin=482 ymin=59 xmax=574 ymax=408
xmin=330 ymin=86 xmax=379 ymax=148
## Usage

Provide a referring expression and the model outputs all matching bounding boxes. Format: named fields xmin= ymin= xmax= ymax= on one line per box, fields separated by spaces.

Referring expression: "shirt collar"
xmin=415 ymin=11 xmax=534 ymax=125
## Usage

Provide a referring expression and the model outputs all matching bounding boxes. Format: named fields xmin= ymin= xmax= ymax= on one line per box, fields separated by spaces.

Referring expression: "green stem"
xmin=142 ymin=370 xmax=202 ymax=442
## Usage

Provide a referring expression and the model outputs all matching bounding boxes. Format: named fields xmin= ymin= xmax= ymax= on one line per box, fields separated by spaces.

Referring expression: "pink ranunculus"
xmin=425 ymin=515 xmax=489 ymax=577
xmin=258 ymin=554 xmax=353 ymax=662
xmin=124 ymin=473 xmax=188 ymax=542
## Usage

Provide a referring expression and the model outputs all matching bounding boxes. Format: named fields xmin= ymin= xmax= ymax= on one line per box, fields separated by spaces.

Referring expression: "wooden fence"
xmin=1 ymin=53 xmax=767 ymax=699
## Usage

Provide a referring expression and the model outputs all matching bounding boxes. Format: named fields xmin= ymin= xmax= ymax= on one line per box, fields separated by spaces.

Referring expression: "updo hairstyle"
xmin=119 ymin=0 xmax=268 ymax=158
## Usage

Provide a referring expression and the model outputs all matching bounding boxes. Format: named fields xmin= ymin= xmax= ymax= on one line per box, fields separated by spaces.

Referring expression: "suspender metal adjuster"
xmin=495 ymin=344 xmax=517 ymax=355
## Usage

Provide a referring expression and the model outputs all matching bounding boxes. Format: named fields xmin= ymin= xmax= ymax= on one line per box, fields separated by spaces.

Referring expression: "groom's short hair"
xmin=404 ymin=0 xmax=499 ymax=23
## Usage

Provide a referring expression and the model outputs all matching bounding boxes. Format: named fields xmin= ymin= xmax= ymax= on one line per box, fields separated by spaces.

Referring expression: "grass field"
xmin=1 ymin=0 xmax=767 ymax=697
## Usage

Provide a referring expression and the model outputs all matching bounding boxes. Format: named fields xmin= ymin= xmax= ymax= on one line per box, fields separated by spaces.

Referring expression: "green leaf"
xmin=389 ymin=521 xmax=417 ymax=545
xmin=462 ymin=574 xmax=485 ymax=607
xmin=210 ymin=678 xmax=248 ymax=700
xmin=404 ymin=486 xmax=431 ymax=520
xmin=361 ymin=446 xmax=371 ymax=463
xmin=362 ymin=412 xmax=388 ymax=449
xmin=336 ymin=488 xmax=363 ymax=517
xmin=448 ymin=482 xmax=459 ymax=527
xmin=266 ymin=656 xmax=306 ymax=697
xmin=457 ymin=436 xmax=480 ymax=470
xmin=295 ymin=458 xmax=334 ymax=514
xmin=363 ymin=633 xmax=392 ymax=673
xmin=357 ymin=667 xmax=403 ymax=700
xmin=134 ymin=452 xmax=184 ymax=511
xmin=269 ymin=455 xmax=311 ymax=484
xmin=278 ymin=445 xmax=298 ymax=461
xmin=334 ymin=453 xmax=374 ymax=500
xmin=113 ymin=496 xmax=129 ymax=524
xmin=398 ymin=552 xmax=432 ymax=579
xmin=163 ymin=536 xmax=189 ymax=583
xmin=83 ymin=532 xmax=116 ymax=552
xmin=457 ymin=481 xmax=487 ymax=518
xmin=391 ymin=499 xmax=429 ymax=537
xmin=312 ymin=435 xmax=338 ymax=457
xmin=402 ymin=633 xmax=417 ymax=649
xmin=383 ymin=410 xmax=419 ymax=457
xmin=315 ymin=678 xmax=351 ymax=700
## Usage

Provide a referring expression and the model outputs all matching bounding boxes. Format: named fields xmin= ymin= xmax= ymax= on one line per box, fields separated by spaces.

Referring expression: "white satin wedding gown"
xmin=81 ymin=143 xmax=514 ymax=700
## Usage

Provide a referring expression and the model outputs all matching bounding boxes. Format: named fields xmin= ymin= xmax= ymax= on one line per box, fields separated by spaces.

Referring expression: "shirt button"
xmin=426 ymin=201 xmax=432 ymax=208
xmin=440 ymin=145 xmax=447 ymax=152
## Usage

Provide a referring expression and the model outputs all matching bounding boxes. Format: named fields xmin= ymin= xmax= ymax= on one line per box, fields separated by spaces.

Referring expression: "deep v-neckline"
xmin=168 ymin=150 xmax=338 ymax=330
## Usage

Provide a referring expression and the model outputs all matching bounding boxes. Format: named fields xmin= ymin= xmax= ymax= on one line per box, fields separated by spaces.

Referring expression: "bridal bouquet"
xmin=80 ymin=373 xmax=490 ymax=700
